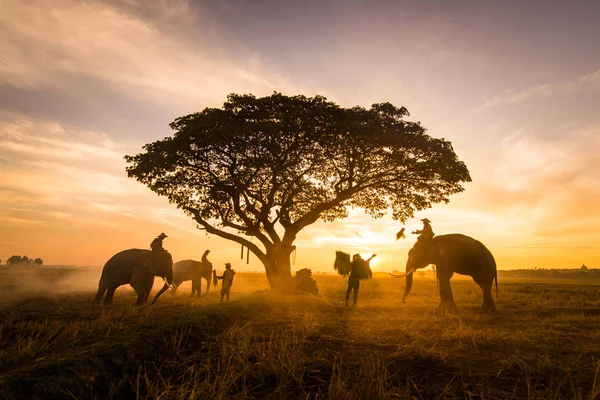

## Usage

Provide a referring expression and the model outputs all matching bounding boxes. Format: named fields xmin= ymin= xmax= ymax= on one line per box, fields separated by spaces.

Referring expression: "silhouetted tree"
xmin=126 ymin=93 xmax=471 ymax=290
xmin=33 ymin=258 xmax=43 ymax=266
xmin=7 ymin=255 xmax=32 ymax=266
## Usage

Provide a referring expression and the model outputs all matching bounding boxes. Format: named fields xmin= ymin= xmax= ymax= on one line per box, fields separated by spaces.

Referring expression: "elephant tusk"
xmin=389 ymin=269 xmax=415 ymax=278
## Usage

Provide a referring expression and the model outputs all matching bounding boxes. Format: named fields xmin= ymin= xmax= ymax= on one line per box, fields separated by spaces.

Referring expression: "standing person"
xmin=345 ymin=253 xmax=376 ymax=307
xmin=217 ymin=263 xmax=235 ymax=304
xmin=150 ymin=233 xmax=168 ymax=252
xmin=412 ymin=218 xmax=434 ymax=241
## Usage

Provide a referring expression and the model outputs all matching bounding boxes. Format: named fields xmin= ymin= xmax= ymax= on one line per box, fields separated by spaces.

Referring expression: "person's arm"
xmin=366 ymin=254 xmax=377 ymax=262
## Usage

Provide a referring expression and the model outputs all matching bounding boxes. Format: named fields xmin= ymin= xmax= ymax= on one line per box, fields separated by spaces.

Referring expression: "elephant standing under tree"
xmin=171 ymin=250 xmax=213 ymax=297
xmin=392 ymin=234 xmax=498 ymax=312
xmin=94 ymin=249 xmax=173 ymax=305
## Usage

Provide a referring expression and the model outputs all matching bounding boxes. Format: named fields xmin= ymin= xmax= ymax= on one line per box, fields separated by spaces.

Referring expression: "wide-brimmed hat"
xmin=352 ymin=254 xmax=361 ymax=261
xmin=225 ymin=262 xmax=232 ymax=268
xmin=421 ymin=218 xmax=431 ymax=223
xmin=158 ymin=233 xmax=168 ymax=238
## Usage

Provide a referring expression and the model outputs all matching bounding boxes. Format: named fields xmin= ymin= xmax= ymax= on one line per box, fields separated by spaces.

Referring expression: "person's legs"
xmin=353 ymin=279 xmax=360 ymax=305
xmin=345 ymin=280 xmax=353 ymax=306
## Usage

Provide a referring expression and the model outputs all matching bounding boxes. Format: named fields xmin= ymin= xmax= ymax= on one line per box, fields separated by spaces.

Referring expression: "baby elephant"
xmin=171 ymin=252 xmax=213 ymax=298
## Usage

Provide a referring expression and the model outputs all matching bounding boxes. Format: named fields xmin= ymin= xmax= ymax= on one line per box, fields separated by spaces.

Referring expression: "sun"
xmin=361 ymin=253 xmax=379 ymax=269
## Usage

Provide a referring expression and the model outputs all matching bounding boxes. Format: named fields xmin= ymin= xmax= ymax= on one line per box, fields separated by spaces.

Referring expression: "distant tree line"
xmin=499 ymin=265 xmax=600 ymax=279
xmin=5 ymin=255 xmax=44 ymax=267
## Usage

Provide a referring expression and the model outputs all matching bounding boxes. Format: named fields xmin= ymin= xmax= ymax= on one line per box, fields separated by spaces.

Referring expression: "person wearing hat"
xmin=412 ymin=218 xmax=434 ymax=241
xmin=217 ymin=262 xmax=235 ymax=304
xmin=345 ymin=253 xmax=376 ymax=307
xmin=150 ymin=233 xmax=168 ymax=252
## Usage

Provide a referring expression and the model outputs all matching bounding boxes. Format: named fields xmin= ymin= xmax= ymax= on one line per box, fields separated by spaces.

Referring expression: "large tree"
xmin=126 ymin=93 xmax=471 ymax=290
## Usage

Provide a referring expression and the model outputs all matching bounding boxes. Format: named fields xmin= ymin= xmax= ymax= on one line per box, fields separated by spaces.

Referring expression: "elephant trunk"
xmin=152 ymin=259 xmax=173 ymax=304
xmin=401 ymin=266 xmax=415 ymax=303
xmin=152 ymin=282 xmax=169 ymax=304
xmin=165 ymin=267 xmax=173 ymax=286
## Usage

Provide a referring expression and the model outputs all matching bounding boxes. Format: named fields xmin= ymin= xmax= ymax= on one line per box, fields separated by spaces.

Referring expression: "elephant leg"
xmin=190 ymin=281 xmax=197 ymax=297
xmin=438 ymin=278 xmax=457 ymax=310
xmin=206 ymin=277 xmax=210 ymax=294
xmin=104 ymin=285 xmax=118 ymax=305
xmin=474 ymin=276 xmax=496 ymax=313
xmin=134 ymin=289 xmax=146 ymax=306
xmin=131 ymin=281 xmax=145 ymax=306
xmin=196 ymin=279 xmax=202 ymax=298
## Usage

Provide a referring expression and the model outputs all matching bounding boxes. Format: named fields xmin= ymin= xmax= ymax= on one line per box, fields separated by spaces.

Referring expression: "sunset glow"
xmin=1 ymin=0 xmax=600 ymax=272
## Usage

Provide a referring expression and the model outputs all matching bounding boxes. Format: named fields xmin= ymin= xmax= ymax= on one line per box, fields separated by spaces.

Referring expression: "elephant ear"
xmin=426 ymin=240 xmax=445 ymax=262
xmin=143 ymin=256 xmax=158 ymax=274
xmin=144 ymin=252 xmax=167 ymax=275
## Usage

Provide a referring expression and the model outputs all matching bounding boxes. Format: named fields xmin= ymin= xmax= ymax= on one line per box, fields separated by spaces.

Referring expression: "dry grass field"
xmin=1 ymin=268 xmax=600 ymax=399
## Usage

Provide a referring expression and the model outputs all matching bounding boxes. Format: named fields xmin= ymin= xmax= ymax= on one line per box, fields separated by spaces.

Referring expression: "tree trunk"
xmin=264 ymin=244 xmax=294 ymax=291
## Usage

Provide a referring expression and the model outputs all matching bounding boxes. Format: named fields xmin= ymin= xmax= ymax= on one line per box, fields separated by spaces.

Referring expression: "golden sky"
xmin=1 ymin=0 xmax=600 ymax=271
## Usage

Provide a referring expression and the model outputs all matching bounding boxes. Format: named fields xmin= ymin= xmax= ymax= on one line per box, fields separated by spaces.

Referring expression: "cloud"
xmin=0 ymin=111 xmax=193 ymax=228
xmin=454 ymin=126 xmax=600 ymax=243
xmin=0 ymin=111 xmax=216 ymax=265
xmin=482 ymin=69 xmax=600 ymax=108
xmin=0 ymin=0 xmax=307 ymax=113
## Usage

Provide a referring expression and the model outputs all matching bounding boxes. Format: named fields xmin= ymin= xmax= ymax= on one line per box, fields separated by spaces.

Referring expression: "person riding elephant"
xmin=150 ymin=233 xmax=167 ymax=252
xmin=390 ymin=233 xmax=498 ymax=312
xmin=412 ymin=218 xmax=434 ymax=241
xmin=94 ymin=249 xmax=173 ymax=306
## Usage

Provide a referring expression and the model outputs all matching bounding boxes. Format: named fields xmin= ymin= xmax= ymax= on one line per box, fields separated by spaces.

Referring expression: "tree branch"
xmin=183 ymin=207 xmax=269 ymax=264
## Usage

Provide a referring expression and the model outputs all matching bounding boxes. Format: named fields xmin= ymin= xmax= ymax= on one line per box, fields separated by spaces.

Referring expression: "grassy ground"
xmin=1 ymin=269 xmax=600 ymax=399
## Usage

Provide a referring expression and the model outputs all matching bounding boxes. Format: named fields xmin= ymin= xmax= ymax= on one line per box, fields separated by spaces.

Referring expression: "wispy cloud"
xmin=482 ymin=69 xmax=600 ymax=108
xmin=0 ymin=111 xmax=209 ymax=264
xmin=0 ymin=0 xmax=308 ymax=111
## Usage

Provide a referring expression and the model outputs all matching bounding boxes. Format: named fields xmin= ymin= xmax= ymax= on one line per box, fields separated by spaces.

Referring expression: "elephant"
xmin=391 ymin=234 xmax=498 ymax=312
xmin=94 ymin=249 xmax=173 ymax=306
xmin=171 ymin=257 xmax=213 ymax=297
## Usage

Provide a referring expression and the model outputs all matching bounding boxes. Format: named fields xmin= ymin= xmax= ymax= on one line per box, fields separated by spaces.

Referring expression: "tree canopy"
xmin=126 ymin=93 xmax=471 ymax=289
xmin=6 ymin=255 xmax=43 ymax=266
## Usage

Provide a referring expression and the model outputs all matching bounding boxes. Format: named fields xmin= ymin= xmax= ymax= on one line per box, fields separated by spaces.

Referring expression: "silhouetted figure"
xmin=217 ymin=263 xmax=235 ymax=303
xmin=201 ymin=249 xmax=210 ymax=263
xmin=412 ymin=218 xmax=434 ymax=241
xmin=212 ymin=270 xmax=218 ymax=288
xmin=345 ymin=253 xmax=376 ymax=306
xmin=396 ymin=227 xmax=406 ymax=240
xmin=150 ymin=233 xmax=168 ymax=252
